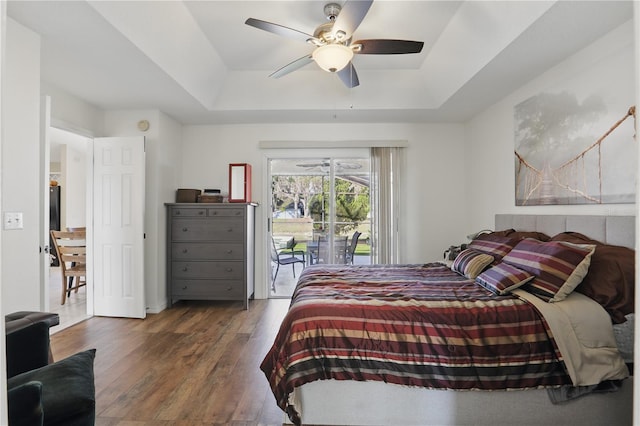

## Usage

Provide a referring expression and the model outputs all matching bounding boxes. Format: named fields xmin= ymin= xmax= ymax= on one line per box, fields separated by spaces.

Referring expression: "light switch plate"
xmin=3 ymin=212 xmax=23 ymax=230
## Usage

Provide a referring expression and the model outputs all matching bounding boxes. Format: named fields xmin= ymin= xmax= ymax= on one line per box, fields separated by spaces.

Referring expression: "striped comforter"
xmin=260 ymin=263 xmax=572 ymax=422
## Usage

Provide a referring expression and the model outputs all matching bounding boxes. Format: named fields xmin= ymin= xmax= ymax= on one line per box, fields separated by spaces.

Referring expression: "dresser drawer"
xmin=207 ymin=208 xmax=244 ymax=218
xmin=171 ymin=242 xmax=244 ymax=260
xmin=172 ymin=280 xmax=244 ymax=299
xmin=172 ymin=261 xmax=243 ymax=279
xmin=171 ymin=218 xmax=244 ymax=241
xmin=171 ymin=208 xmax=207 ymax=217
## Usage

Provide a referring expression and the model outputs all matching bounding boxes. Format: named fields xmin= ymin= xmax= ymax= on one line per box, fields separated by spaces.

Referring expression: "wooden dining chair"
xmin=50 ymin=230 xmax=87 ymax=305
xmin=64 ymin=227 xmax=86 ymax=290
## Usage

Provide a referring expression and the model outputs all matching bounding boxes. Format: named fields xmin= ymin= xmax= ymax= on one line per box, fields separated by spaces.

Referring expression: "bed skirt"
xmin=286 ymin=377 xmax=633 ymax=426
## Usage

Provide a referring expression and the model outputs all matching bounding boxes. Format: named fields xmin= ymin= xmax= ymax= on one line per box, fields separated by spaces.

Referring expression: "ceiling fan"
xmin=297 ymin=161 xmax=363 ymax=172
xmin=245 ymin=0 xmax=424 ymax=88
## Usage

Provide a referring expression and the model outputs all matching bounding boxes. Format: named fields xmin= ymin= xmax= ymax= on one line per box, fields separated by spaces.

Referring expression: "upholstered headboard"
xmin=495 ymin=214 xmax=635 ymax=249
xmin=495 ymin=214 xmax=636 ymax=362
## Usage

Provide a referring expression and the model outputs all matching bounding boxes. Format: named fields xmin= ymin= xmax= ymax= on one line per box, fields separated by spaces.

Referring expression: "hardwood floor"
xmin=50 ymin=299 xmax=291 ymax=425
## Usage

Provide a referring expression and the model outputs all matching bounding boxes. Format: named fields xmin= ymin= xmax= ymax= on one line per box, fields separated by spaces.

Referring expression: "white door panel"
xmin=92 ymin=136 xmax=145 ymax=318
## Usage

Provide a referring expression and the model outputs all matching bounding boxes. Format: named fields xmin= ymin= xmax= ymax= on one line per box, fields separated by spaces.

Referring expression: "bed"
xmin=260 ymin=214 xmax=635 ymax=425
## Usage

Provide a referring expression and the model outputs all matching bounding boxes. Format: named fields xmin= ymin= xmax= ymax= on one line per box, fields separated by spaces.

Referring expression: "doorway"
xmin=48 ymin=126 xmax=91 ymax=330
xmin=268 ymin=155 xmax=371 ymax=297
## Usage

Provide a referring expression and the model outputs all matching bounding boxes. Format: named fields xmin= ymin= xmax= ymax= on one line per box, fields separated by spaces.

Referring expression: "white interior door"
xmin=92 ymin=136 xmax=146 ymax=318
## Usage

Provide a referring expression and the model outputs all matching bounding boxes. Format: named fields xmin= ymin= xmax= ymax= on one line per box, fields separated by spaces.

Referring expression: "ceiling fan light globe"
xmin=312 ymin=44 xmax=353 ymax=73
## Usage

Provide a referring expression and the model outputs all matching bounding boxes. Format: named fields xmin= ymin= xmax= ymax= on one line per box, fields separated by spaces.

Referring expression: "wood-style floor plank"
xmin=50 ymin=299 xmax=291 ymax=426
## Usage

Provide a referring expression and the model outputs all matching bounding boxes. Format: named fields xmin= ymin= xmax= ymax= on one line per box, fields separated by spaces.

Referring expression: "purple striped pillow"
xmin=475 ymin=263 xmax=534 ymax=295
xmin=501 ymin=239 xmax=596 ymax=302
xmin=468 ymin=236 xmax=519 ymax=263
xmin=451 ymin=249 xmax=494 ymax=279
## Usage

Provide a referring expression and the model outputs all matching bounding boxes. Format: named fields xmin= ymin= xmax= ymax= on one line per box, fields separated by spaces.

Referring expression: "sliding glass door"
xmin=268 ymin=156 xmax=371 ymax=297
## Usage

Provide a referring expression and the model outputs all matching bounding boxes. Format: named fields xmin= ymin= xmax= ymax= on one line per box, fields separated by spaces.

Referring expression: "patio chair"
xmin=345 ymin=231 xmax=362 ymax=264
xmin=270 ymin=236 xmax=306 ymax=291
xmin=313 ymin=235 xmax=349 ymax=264
xmin=333 ymin=236 xmax=349 ymax=264
xmin=279 ymin=237 xmax=306 ymax=259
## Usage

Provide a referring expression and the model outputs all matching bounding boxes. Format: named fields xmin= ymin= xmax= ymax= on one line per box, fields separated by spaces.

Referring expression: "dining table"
xmin=273 ymin=235 xmax=294 ymax=250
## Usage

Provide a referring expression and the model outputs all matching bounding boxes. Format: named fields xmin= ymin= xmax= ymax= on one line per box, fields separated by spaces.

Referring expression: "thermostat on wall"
xmin=137 ymin=120 xmax=150 ymax=132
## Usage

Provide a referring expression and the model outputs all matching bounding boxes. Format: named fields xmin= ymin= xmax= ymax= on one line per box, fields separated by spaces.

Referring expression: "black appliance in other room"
xmin=50 ymin=185 xmax=61 ymax=266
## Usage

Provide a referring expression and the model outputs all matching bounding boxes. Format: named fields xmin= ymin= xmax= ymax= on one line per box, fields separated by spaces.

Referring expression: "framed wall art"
xmin=514 ymin=45 xmax=636 ymax=206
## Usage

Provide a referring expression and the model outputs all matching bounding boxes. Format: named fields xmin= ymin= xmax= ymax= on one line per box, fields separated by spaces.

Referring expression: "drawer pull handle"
xmin=175 ymin=211 xmax=181 ymax=215
xmin=182 ymin=227 xmax=188 ymax=232
xmin=226 ymin=249 xmax=233 ymax=254
xmin=226 ymin=268 xmax=233 ymax=272
xmin=182 ymin=286 xmax=187 ymax=290
xmin=227 ymin=228 xmax=233 ymax=232
xmin=212 ymin=211 xmax=218 ymax=215
xmin=198 ymin=211 xmax=204 ymax=215
xmin=182 ymin=267 xmax=188 ymax=272
xmin=182 ymin=249 xmax=188 ymax=253
xmin=227 ymin=286 xmax=232 ymax=291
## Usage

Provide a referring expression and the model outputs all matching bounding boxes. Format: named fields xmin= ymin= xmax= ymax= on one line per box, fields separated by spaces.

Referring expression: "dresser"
xmin=166 ymin=203 xmax=256 ymax=309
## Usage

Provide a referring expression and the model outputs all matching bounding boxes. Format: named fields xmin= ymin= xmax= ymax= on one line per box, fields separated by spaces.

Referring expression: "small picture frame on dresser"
xmin=229 ymin=163 xmax=252 ymax=202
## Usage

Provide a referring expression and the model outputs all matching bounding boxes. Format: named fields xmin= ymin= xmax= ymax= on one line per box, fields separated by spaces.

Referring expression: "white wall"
xmin=464 ymin=20 xmax=636 ymax=233
xmin=181 ymin=122 xmax=467 ymax=300
xmin=1 ymin=19 xmax=42 ymax=312
xmin=149 ymin=111 xmax=183 ymax=312
xmin=42 ymin=81 xmax=104 ymax=137
xmin=59 ymin=141 xmax=88 ymax=229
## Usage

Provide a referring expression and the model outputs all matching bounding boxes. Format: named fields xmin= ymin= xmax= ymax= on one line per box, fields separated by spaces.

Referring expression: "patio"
xmin=270 ymin=252 xmax=371 ymax=298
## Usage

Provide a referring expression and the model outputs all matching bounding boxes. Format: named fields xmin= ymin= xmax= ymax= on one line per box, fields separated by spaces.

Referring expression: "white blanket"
xmin=513 ymin=289 xmax=629 ymax=386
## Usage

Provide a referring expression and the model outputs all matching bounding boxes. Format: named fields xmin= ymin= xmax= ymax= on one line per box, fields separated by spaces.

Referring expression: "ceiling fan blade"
xmin=245 ymin=18 xmax=315 ymax=44
xmin=269 ymin=55 xmax=314 ymax=79
xmin=297 ymin=163 xmax=327 ymax=167
xmin=332 ymin=0 xmax=373 ymax=40
xmin=337 ymin=62 xmax=360 ymax=88
xmin=354 ymin=39 xmax=424 ymax=54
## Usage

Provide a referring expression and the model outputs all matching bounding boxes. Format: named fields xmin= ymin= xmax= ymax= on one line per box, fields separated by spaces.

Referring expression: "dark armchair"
xmin=8 ymin=380 xmax=44 ymax=426
xmin=6 ymin=312 xmax=97 ymax=426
